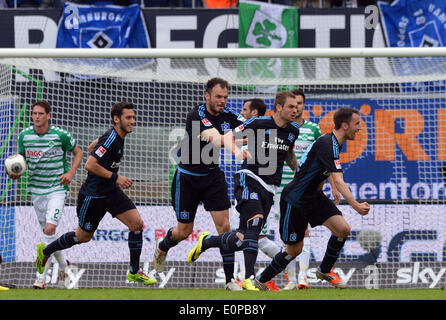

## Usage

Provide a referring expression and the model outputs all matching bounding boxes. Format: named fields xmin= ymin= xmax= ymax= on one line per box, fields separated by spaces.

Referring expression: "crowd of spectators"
xmin=1 ymin=0 xmax=383 ymax=9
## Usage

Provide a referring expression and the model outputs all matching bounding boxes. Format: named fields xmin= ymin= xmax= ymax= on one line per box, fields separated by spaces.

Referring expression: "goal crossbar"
xmin=0 ymin=47 xmax=446 ymax=58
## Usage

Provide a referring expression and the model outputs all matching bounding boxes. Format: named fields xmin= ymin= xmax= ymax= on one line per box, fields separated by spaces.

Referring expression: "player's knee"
xmin=286 ymin=243 xmax=302 ymax=258
xmin=216 ymin=221 xmax=231 ymax=235
xmin=247 ymin=214 xmax=264 ymax=235
xmin=128 ymin=219 xmax=144 ymax=233
xmin=76 ymin=232 xmax=92 ymax=243
xmin=337 ymin=225 xmax=351 ymax=239
xmin=175 ymin=226 xmax=193 ymax=241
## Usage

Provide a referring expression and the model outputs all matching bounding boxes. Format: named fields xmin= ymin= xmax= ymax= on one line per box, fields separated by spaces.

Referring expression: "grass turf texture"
xmin=0 ymin=288 xmax=445 ymax=300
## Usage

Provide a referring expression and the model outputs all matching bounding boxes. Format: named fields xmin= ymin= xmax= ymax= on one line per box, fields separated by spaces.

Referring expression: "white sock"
xmin=40 ymin=255 xmax=52 ymax=282
xmin=44 ymin=234 xmax=67 ymax=270
xmin=235 ymin=251 xmax=245 ymax=280
xmin=298 ymin=236 xmax=311 ymax=277
xmin=285 ymin=260 xmax=297 ymax=283
xmin=258 ymin=237 xmax=281 ymax=259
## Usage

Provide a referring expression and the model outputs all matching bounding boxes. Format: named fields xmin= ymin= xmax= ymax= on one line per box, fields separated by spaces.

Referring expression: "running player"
xmin=35 ymin=102 xmax=157 ymax=286
xmin=152 ymin=77 xmax=250 ymax=291
xmin=263 ymin=89 xmax=341 ymax=290
xmin=187 ymin=91 xmax=300 ymax=291
xmin=254 ymin=107 xmax=370 ymax=290
xmin=8 ymin=100 xmax=83 ymax=289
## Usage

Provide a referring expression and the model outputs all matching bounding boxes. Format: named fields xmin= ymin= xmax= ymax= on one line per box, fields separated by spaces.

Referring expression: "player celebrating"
xmin=187 ymin=91 xmax=300 ymax=291
xmin=152 ymin=77 xmax=249 ymax=291
xmin=261 ymin=89 xmax=341 ymax=290
xmin=254 ymin=107 xmax=370 ymax=290
xmin=35 ymin=102 xmax=157 ymax=286
xmin=7 ymin=100 xmax=83 ymax=289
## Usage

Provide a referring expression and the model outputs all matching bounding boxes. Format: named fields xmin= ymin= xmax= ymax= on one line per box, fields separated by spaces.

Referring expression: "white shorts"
xmin=31 ymin=190 xmax=67 ymax=228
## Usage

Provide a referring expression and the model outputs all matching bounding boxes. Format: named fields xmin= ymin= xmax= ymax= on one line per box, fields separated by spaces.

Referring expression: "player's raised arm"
xmin=331 ymin=172 xmax=370 ymax=215
xmin=201 ymin=127 xmax=251 ymax=160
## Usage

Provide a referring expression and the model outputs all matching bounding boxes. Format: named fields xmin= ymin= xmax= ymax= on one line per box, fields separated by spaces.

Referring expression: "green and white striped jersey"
xmin=279 ymin=120 xmax=322 ymax=193
xmin=18 ymin=125 xmax=77 ymax=195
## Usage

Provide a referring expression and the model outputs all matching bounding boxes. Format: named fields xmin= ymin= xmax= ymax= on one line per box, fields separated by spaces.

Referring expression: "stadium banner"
xmin=237 ymin=0 xmax=298 ymax=91
xmin=56 ymin=2 xmax=150 ymax=49
xmin=5 ymin=7 xmax=386 ymax=81
xmin=378 ymin=0 xmax=446 ymax=92
xmin=4 ymin=260 xmax=446 ymax=289
xmin=4 ymin=7 xmax=383 ymax=48
xmin=55 ymin=2 xmax=152 ymax=76
xmin=13 ymin=204 xmax=446 ymax=265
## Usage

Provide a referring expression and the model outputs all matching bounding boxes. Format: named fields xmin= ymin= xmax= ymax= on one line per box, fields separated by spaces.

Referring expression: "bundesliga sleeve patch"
xmin=95 ymin=146 xmax=107 ymax=158
xmin=334 ymin=159 xmax=342 ymax=169
xmin=234 ymin=124 xmax=244 ymax=133
xmin=201 ymin=118 xmax=212 ymax=127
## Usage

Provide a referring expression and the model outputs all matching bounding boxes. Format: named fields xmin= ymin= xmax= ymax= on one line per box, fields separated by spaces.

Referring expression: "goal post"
xmin=0 ymin=48 xmax=445 ymax=289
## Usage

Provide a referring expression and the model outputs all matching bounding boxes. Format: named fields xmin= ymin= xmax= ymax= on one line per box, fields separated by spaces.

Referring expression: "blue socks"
xmin=319 ymin=235 xmax=347 ymax=273
xmin=42 ymin=231 xmax=79 ymax=256
xmin=128 ymin=231 xmax=143 ymax=274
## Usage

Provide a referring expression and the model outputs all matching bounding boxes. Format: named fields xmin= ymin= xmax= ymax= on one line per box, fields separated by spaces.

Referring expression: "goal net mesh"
xmin=0 ymin=50 xmax=445 ymax=289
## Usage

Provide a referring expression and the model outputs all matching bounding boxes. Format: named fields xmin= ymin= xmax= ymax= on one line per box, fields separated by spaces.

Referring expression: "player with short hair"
xmin=35 ymin=102 xmax=157 ymax=286
xmin=236 ymin=97 xmax=280 ymax=291
xmin=152 ymin=77 xmax=250 ymax=291
xmin=259 ymin=89 xmax=341 ymax=290
xmin=187 ymin=91 xmax=300 ymax=291
xmin=240 ymin=98 xmax=267 ymax=120
xmin=6 ymin=100 xmax=83 ymax=289
xmin=254 ymin=107 xmax=370 ymax=290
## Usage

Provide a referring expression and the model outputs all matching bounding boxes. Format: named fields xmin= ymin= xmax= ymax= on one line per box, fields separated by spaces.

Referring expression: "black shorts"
xmin=77 ymin=188 xmax=136 ymax=232
xmin=279 ymin=190 xmax=342 ymax=245
xmin=171 ymin=167 xmax=231 ymax=223
xmin=234 ymin=172 xmax=274 ymax=232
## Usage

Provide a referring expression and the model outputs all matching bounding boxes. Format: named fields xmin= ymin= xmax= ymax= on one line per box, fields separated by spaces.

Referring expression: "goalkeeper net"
xmin=0 ymin=48 xmax=445 ymax=289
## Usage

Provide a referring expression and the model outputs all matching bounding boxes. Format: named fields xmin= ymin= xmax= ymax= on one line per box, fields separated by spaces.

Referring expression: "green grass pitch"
xmin=0 ymin=288 xmax=445 ymax=300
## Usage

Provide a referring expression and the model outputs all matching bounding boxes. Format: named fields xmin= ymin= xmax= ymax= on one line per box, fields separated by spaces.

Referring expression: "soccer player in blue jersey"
xmin=35 ymin=102 xmax=157 ymax=286
xmin=152 ymin=77 xmax=250 ymax=291
xmin=187 ymin=91 xmax=300 ymax=291
xmin=254 ymin=107 xmax=370 ymax=290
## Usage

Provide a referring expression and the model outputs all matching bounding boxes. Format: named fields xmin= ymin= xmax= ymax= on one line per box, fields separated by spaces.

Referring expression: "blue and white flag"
xmin=56 ymin=2 xmax=152 ymax=77
xmin=378 ymin=0 xmax=446 ymax=92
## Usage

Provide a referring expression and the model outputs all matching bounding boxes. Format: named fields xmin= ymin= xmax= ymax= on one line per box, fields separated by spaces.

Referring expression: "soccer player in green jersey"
xmin=258 ymin=90 xmax=341 ymax=290
xmin=8 ymin=100 xmax=83 ymax=289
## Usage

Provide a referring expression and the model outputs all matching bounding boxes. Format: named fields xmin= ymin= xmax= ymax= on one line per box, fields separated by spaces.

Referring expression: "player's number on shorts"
xmin=54 ymin=208 xmax=60 ymax=220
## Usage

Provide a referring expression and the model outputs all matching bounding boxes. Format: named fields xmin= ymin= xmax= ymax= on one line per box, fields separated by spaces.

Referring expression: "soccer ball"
xmin=4 ymin=154 xmax=26 ymax=176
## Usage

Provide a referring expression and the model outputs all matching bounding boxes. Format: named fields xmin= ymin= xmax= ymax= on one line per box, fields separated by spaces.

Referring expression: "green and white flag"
xmin=238 ymin=0 xmax=298 ymax=91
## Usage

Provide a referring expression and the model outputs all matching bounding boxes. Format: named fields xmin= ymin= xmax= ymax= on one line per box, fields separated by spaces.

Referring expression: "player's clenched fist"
xmin=116 ymin=175 xmax=133 ymax=189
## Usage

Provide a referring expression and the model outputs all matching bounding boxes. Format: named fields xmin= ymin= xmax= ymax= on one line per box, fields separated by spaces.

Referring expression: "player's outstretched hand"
xmin=116 ymin=175 xmax=133 ymax=189
xmin=235 ymin=149 xmax=252 ymax=161
xmin=355 ymin=202 xmax=370 ymax=216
